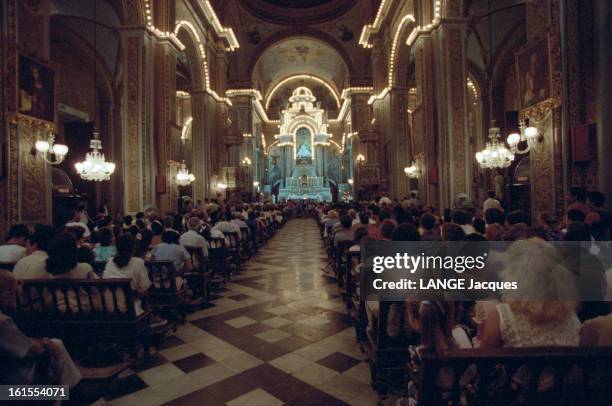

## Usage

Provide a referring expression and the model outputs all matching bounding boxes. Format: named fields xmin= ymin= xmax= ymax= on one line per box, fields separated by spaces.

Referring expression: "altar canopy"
xmin=272 ymin=87 xmax=334 ymax=201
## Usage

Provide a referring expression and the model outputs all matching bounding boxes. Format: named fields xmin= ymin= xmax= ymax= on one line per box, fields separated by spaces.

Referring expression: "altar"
xmin=268 ymin=87 xmax=334 ymax=202
xmin=278 ymin=165 xmax=332 ymax=201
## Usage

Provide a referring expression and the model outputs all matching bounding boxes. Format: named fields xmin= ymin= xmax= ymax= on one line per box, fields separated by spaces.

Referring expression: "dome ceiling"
xmin=239 ymin=0 xmax=355 ymax=25
xmin=260 ymin=0 xmax=334 ymax=7
xmin=253 ymin=37 xmax=348 ymax=96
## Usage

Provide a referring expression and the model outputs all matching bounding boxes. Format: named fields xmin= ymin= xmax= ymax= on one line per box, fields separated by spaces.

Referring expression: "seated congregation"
xmin=315 ymin=187 xmax=612 ymax=405
xmin=0 ymin=187 xmax=610 ymax=404
xmin=0 ymin=201 xmax=287 ymax=398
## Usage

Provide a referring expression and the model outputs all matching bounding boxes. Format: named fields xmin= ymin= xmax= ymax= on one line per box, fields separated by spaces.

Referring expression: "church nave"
xmin=108 ymin=219 xmax=377 ymax=406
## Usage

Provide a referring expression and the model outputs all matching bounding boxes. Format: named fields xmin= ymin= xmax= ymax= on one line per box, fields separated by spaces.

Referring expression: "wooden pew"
xmin=361 ymin=301 xmax=417 ymax=391
xmin=412 ymin=347 xmax=612 ymax=405
xmin=12 ymin=278 xmax=152 ymax=358
xmin=334 ymin=240 xmax=353 ymax=288
xmin=145 ymin=260 xmax=188 ymax=322
xmin=183 ymin=245 xmax=209 ymax=300
xmin=208 ymin=237 xmax=230 ymax=282
xmin=239 ymin=226 xmax=252 ymax=260
xmin=224 ymin=231 xmax=242 ymax=272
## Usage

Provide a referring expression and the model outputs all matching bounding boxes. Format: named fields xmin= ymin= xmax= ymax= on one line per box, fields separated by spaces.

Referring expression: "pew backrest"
xmin=145 ymin=260 xmax=180 ymax=292
xmin=415 ymin=346 xmax=612 ymax=406
xmin=14 ymin=278 xmax=138 ymax=320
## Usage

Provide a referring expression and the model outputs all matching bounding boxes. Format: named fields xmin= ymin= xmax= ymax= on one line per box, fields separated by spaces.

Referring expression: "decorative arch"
xmin=246 ymin=27 xmax=356 ymax=81
xmin=174 ymin=21 xmax=208 ymax=91
xmin=175 ymin=25 xmax=205 ymax=90
xmin=265 ymin=74 xmax=341 ymax=109
xmin=490 ymin=21 xmax=527 ymax=127
xmin=389 ymin=14 xmax=416 ymax=87
xmin=49 ymin=19 xmax=115 ymax=111
xmin=287 ymin=117 xmax=319 ymax=135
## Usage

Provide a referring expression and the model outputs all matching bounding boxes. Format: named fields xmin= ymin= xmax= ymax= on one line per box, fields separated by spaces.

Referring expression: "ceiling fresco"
xmin=253 ymin=37 xmax=348 ymax=97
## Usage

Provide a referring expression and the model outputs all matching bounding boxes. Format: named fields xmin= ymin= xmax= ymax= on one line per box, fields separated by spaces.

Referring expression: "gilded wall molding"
xmin=526 ymin=107 xmax=555 ymax=220
xmin=448 ymin=28 xmax=467 ymax=197
xmin=125 ymin=36 xmax=142 ymax=213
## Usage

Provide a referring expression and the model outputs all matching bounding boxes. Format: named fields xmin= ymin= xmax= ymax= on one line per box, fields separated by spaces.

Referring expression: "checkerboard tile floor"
xmin=106 ymin=219 xmax=378 ymax=405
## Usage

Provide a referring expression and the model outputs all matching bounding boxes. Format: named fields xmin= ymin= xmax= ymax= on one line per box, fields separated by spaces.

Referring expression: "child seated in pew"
xmin=94 ymin=227 xmax=116 ymax=262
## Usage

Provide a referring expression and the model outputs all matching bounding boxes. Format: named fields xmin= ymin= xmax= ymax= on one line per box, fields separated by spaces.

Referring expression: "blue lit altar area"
xmin=266 ymin=87 xmax=340 ymax=202
xmin=279 ymin=165 xmax=332 ymax=202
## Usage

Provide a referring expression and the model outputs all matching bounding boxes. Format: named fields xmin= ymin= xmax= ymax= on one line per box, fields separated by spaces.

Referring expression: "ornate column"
xmin=229 ymin=95 xmax=253 ymax=191
xmin=413 ymin=35 xmax=439 ymax=207
xmin=190 ymin=91 xmax=212 ymax=201
xmin=522 ymin=0 xmax=562 ymax=219
xmin=349 ymin=94 xmax=377 ymax=197
xmin=432 ymin=20 xmax=471 ymax=207
xmin=121 ymin=28 xmax=147 ymax=214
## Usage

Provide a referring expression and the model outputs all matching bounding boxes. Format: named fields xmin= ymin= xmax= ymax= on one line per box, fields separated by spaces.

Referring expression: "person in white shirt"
xmin=483 ymin=190 xmax=502 ymax=212
xmin=13 ymin=231 xmax=51 ymax=279
xmin=212 ymin=212 xmax=241 ymax=234
xmin=65 ymin=209 xmax=91 ymax=238
xmin=180 ymin=217 xmax=209 ymax=257
xmin=103 ymin=234 xmax=153 ymax=317
xmin=0 ymin=224 xmax=30 ymax=264
xmin=231 ymin=214 xmax=248 ymax=230
xmin=406 ymin=192 xmax=420 ymax=208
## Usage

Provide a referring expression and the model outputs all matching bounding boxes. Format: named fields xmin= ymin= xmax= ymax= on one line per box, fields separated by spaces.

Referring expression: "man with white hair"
xmin=180 ymin=217 xmax=209 ymax=257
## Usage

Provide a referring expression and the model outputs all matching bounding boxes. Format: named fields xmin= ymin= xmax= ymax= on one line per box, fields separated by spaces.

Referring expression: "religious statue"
xmin=296 ymin=143 xmax=312 ymax=158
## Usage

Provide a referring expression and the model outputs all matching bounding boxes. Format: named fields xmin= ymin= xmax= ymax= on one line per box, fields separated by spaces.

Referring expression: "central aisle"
xmin=110 ymin=219 xmax=378 ymax=405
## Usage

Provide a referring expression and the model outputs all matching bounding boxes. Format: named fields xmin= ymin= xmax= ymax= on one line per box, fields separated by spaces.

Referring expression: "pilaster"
xmin=433 ymin=21 xmax=471 ymax=207
xmin=190 ymin=91 xmax=213 ymax=201
xmin=120 ymin=29 xmax=146 ymax=214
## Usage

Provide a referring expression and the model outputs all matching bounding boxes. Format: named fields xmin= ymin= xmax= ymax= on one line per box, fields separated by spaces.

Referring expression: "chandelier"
xmin=242 ymin=156 xmax=252 ymax=166
xmin=75 ymin=130 xmax=115 ymax=181
xmin=34 ymin=130 xmax=68 ymax=165
xmin=176 ymin=160 xmax=195 ymax=186
xmin=75 ymin=2 xmax=115 ymax=182
xmin=476 ymin=126 xmax=514 ymax=169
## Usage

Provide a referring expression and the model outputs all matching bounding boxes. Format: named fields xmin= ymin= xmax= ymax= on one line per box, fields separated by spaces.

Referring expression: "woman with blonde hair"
xmin=481 ymin=238 xmax=581 ymax=348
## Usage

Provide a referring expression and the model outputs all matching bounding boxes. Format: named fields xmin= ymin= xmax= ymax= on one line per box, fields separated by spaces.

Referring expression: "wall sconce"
xmin=404 ymin=163 xmax=419 ymax=178
xmin=506 ymin=119 xmax=541 ymax=155
xmin=404 ymin=154 xmax=423 ymax=179
xmin=217 ymin=181 xmax=227 ymax=190
xmin=34 ymin=130 xmax=68 ymax=165
xmin=355 ymin=154 xmax=366 ymax=165
xmin=347 ymin=178 xmax=354 ymax=185
xmin=253 ymin=181 xmax=259 ymax=187
xmin=242 ymin=156 xmax=252 ymax=166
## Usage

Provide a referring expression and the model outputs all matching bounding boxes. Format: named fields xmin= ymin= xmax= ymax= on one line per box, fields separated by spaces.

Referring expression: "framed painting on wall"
xmin=515 ymin=36 xmax=552 ymax=110
xmin=18 ymin=53 xmax=55 ymax=123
